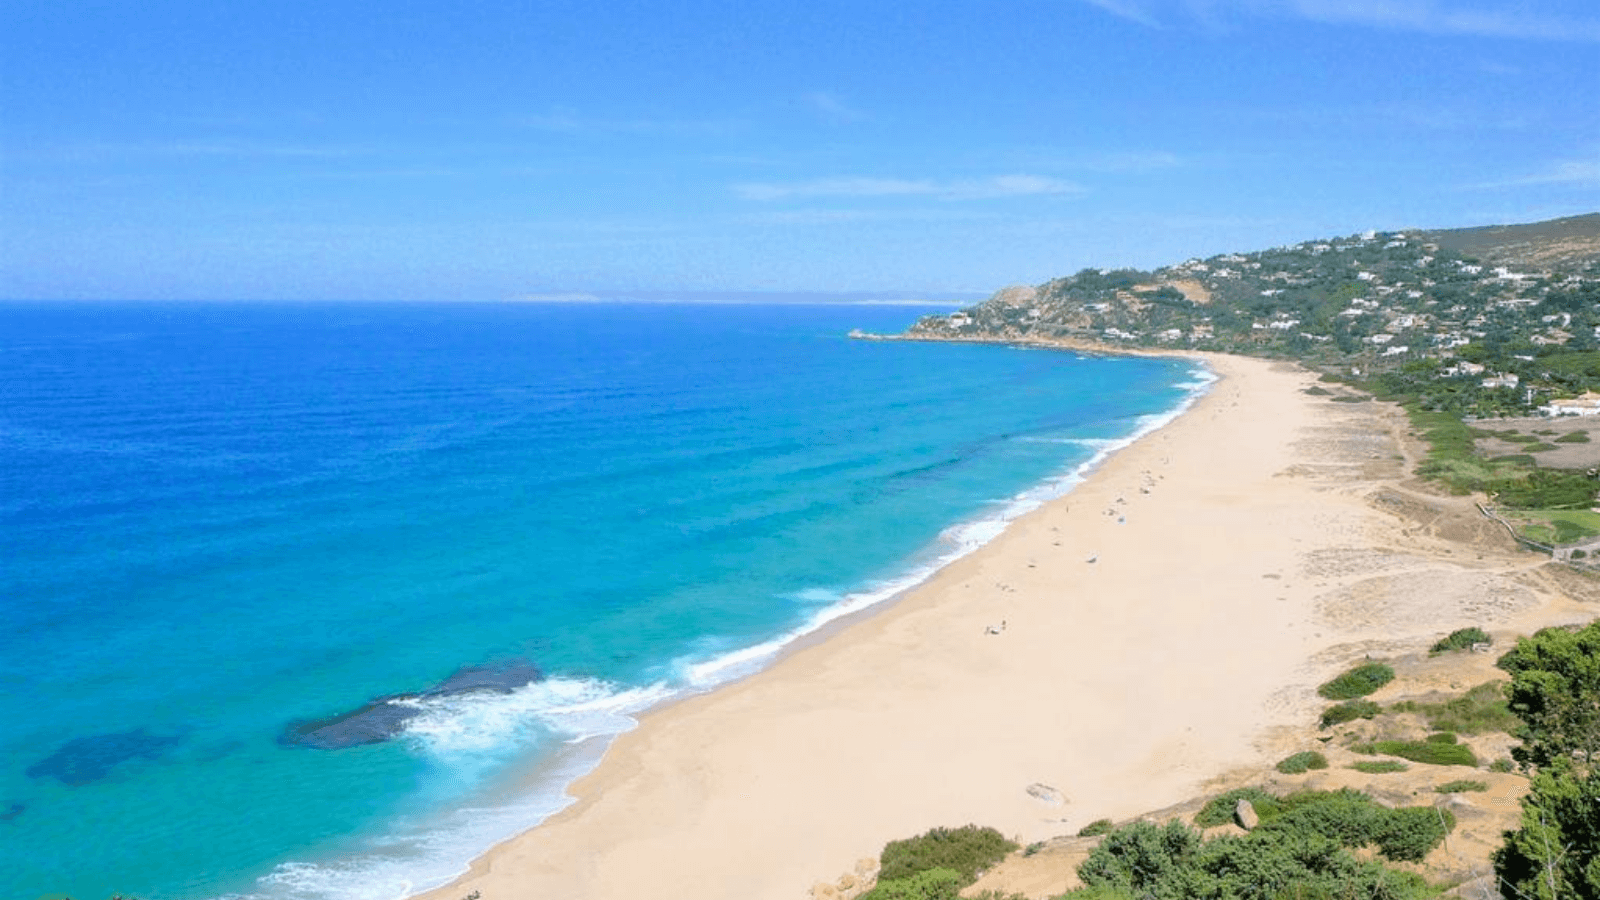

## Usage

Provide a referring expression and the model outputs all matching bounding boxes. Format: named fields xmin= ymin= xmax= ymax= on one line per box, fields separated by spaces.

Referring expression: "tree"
xmin=1494 ymin=763 xmax=1600 ymax=899
xmin=1496 ymin=621 xmax=1600 ymax=768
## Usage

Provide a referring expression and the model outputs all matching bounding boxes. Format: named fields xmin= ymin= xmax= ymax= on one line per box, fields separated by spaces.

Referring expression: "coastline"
xmin=416 ymin=350 xmax=1590 ymax=900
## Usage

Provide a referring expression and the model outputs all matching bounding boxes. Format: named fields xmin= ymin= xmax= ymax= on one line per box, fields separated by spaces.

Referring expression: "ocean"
xmin=0 ymin=299 xmax=1206 ymax=900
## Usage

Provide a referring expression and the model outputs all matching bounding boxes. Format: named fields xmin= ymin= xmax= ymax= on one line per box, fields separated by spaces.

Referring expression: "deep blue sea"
xmin=0 ymin=300 xmax=1205 ymax=900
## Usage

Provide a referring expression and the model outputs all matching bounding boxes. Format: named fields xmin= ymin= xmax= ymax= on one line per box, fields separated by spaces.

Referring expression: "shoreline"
xmin=416 ymin=349 xmax=1587 ymax=900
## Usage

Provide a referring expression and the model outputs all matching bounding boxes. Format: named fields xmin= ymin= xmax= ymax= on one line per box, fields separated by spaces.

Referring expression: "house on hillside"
xmin=1541 ymin=393 xmax=1600 ymax=417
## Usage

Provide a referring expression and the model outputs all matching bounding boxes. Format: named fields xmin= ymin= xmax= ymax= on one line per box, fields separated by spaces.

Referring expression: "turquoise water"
xmin=0 ymin=300 xmax=1205 ymax=900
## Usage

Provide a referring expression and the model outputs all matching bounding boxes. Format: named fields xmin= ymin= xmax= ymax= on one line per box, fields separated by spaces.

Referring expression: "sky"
xmin=1 ymin=0 xmax=1597 ymax=301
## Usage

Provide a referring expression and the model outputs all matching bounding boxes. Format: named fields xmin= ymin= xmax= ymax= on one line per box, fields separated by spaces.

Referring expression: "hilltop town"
xmin=908 ymin=214 xmax=1600 ymax=420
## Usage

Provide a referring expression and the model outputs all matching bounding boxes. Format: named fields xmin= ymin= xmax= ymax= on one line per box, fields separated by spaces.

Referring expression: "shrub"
xmin=1350 ymin=760 xmax=1409 ymax=774
xmin=1077 ymin=819 xmax=1114 ymax=837
xmin=1435 ymin=779 xmax=1489 ymax=793
xmin=1426 ymin=731 xmax=1459 ymax=744
xmin=1194 ymin=787 xmax=1281 ymax=828
xmin=1353 ymin=740 xmax=1478 ymax=766
xmin=858 ymin=867 xmax=962 ymax=900
xmin=877 ymin=825 xmax=1016 ymax=884
xmin=1276 ymin=751 xmax=1329 ymax=774
xmin=1431 ymin=627 xmax=1491 ymax=653
xmin=1490 ymin=757 xmax=1515 ymax=773
xmin=1072 ymin=796 xmax=1444 ymax=898
xmin=1372 ymin=806 xmax=1455 ymax=862
xmin=1320 ymin=699 xmax=1381 ymax=728
xmin=1318 ymin=663 xmax=1396 ymax=700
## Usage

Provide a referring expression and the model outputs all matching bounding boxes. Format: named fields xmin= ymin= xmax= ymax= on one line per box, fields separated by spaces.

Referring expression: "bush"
xmin=1077 ymin=819 xmax=1113 ymax=837
xmin=1431 ymin=627 xmax=1491 ymax=653
xmin=1490 ymin=757 xmax=1515 ymax=773
xmin=1435 ymin=779 xmax=1489 ymax=793
xmin=1372 ymin=806 xmax=1455 ymax=862
xmin=1194 ymin=787 xmax=1281 ymax=828
xmin=1350 ymin=760 xmax=1409 ymax=774
xmin=877 ymin=825 xmax=1016 ymax=884
xmin=1072 ymin=799 xmax=1443 ymax=898
xmin=1320 ymin=699 xmax=1381 ymax=728
xmin=1318 ymin=663 xmax=1396 ymax=700
xmin=1276 ymin=751 xmax=1329 ymax=774
xmin=1353 ymin=740 xmax=1478 ymax=766
xmin=858 ymin=867 xmax=962 ymax=900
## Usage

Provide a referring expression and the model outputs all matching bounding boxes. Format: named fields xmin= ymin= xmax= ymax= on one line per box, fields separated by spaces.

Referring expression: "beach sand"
xmin=419 ymin=352 xmax=1597 ymax=900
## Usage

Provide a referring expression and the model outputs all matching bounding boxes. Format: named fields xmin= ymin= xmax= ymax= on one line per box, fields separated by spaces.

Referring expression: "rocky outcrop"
xmin=280 ymin=660 xmax=542 ymax=749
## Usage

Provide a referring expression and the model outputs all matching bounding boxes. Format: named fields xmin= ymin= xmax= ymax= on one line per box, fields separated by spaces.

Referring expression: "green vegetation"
xmin=1064 ymin=791 xmax=1450 ymax=898
xmin=1193 ymin=787 xmax=1280 ymax=828
xmin=1276 ymin=751 xmax=1328 ymax=774
xmin=1319 ymin=698 xmax=1380 ymax=728
xmin=1076 ymin=819 xmax=1113 ymax=837
xmin=1389 ymin=681 xmax=1517 ymax=734
xmin=1434 ymin=779 xmax=1488 ymax=793
xmin=1317 ymin=662 xmax=1395 ymax=700
xmin=1497 ymin=621 xmax=1600 ymax=768
xmin=1510 ymin=508 xmax=1600 ymax=545
xmin=1350 ymin=760 xmax=1409 ymax=774
xmin=1430 ymin=626 xmax=1491 ymax=653
xmin=1556 ymin=430 xmax=1591 ymax=443
xmin=864 ymin=824 xmax=1016 ymax=900
xmin=1352 ymin=739 xmax=1478 ymax=767
xmin=1492 ymin=619 xmax=1600 ymax=898
xmin=858 ymin=867 xmax=963 ymax=900
xmin=1495 ymin=764 xmax=1600 ymax=899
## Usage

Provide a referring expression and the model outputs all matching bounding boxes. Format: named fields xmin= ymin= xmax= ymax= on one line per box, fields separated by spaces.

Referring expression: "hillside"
xmin=906 ymin=213 xmax=1600 ymax=420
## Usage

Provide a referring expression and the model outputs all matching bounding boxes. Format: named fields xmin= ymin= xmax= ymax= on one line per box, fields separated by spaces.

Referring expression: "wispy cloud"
xmin=1470 ymin=153 xmax=1600 ymax=189
xmin=1080 ymin=0 xmax=1164 ymax=28
xmin=1275 ymin=0 xmax=1600 ymax=42
xmin=733 ymin=174 xmax=1084 ymax=202
xmin=805 ymin=92 xmax=870 ymax=124
xmin=519 ymin=108 xmax=739 ymax=135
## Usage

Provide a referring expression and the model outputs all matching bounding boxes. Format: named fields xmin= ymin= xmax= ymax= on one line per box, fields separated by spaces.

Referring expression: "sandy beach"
xmin=420 ymin=351 xmax=1597 ymax=900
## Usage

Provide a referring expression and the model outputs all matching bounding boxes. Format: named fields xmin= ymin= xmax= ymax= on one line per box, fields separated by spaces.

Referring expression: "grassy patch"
xmin=1277 ymin=751 xmax=1329 ymax=774
xmin=1350 ymin=760 xmax=1409 ymax=774
xmin=1352 ymin=740 xmax=1478 ymax=767
xmin=1556 ymin=430 xmax=1591 ymax=443
xmin=1431 ymin=627 xmax=1490 ymax=653
xmin=1435 ymin=779 xmax=1489 ymax=793
xmin=1077 ymin=819 xmax=1113 ymax=837
xmin=1321 ymin=699 xmax=1381 ymax=728
xmin=1506 ymin=508 xmax=1600 ymax=545
xmin=1318 ymin=663 xmax=1396 ymax=700
xmin=1527 ymin=442 xmax=1561 ymax=452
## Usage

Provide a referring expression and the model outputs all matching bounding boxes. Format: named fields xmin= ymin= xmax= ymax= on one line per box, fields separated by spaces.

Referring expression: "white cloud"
xmin=520 ymin=108 xmax=738 ymax=135
xmin=1080 ymin=0 xmax=1164 ymax=27
xmin=733 ymin=174 xmax=1083 ymax=202
xmin=805 ymin=92 xmax=870 ymax=124
xmin=1471 ymin=154 xmax=1600 ymax=190
xmin=1276 ymin=0 xmax=1600 ymax=42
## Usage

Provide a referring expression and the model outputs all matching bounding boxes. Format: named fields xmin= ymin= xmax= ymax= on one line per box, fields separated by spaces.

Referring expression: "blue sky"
xmin=2 ymin=0 xmax=1596 ymax=300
